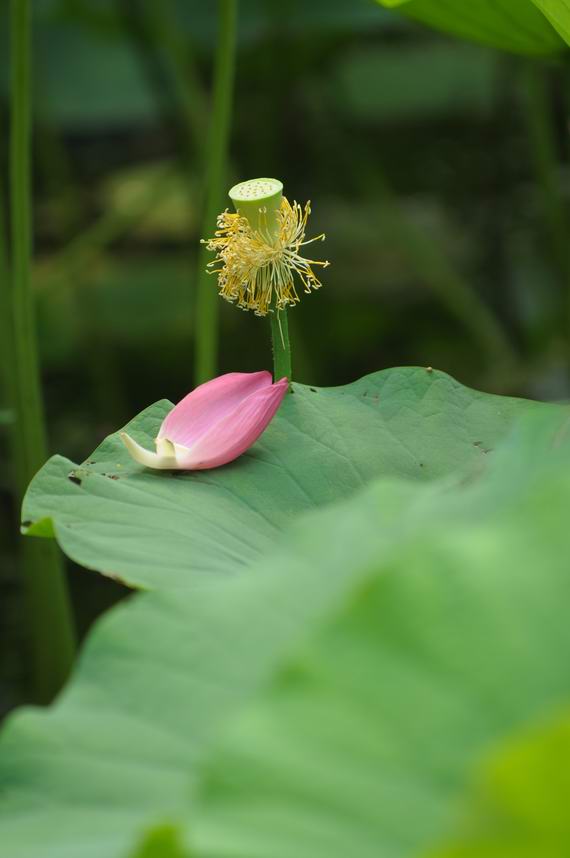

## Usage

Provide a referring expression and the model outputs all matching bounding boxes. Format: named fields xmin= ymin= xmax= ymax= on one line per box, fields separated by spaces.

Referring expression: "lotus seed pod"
xmin=203 ymin=177 xmax=329 ymax=317
xmin=228 ymin=177 xmax=283 ymax=245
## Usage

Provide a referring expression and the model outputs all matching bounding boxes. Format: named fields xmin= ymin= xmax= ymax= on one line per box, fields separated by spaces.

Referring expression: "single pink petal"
xmin=158 ymin=371 xmax=273 ymax=448
xmin=176 ymin=377 xmax=288 ymax=470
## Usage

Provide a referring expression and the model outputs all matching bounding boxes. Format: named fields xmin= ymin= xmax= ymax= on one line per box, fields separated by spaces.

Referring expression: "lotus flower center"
xmin=229 ymin=178 xmax=283 ymax=202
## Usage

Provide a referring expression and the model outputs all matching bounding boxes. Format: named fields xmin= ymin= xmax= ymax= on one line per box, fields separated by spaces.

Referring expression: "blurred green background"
xmin=0 ymin=0 xmax=568 ymax=709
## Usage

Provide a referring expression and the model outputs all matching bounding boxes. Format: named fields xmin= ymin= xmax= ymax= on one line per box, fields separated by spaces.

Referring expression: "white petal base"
xmin=120 ymin=433 xmax=180 ymax=470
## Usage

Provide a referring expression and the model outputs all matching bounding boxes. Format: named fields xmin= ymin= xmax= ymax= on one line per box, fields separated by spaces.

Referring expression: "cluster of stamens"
xmin=202 ymin=198 xmax=329 ymax=316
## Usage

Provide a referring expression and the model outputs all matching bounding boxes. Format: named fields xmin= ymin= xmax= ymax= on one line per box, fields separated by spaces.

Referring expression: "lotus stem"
xmin=269 ymin=306 xmax=292 ymax=381
xmin=10 ymin=0 xmax=75 ymax=702
xmin=193 ymin=0 xmax=238 ymax=385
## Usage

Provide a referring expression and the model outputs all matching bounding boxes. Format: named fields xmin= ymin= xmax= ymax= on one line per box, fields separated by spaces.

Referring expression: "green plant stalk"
xmin=10 ymin=0 xmax=75 ymax=702
xmin=193 ymin=0 xmax=238 ymax=385
xmin=269 ymin=307 xmax=292 ymax=380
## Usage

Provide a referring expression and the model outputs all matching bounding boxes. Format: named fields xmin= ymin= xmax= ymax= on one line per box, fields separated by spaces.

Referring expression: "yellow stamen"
xmin=201 ymin=197 xmax=329 ymax=317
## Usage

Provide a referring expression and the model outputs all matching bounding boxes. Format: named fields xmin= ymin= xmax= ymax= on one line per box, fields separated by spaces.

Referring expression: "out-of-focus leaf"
xmin=1 ymin=410 xmax=570 ymax=856
xmin=430 ymin=713 xmax=570 ymax=857
xmin=129 ymin=824 xmax=190 ymax=858
xmin=376 ymin=0 xmax=566 ymax=55
xmin=190 ymin=414 xmax=570 ymax=858
xmin=21 ymin=368 xmax=546 ymax=588
xmin=336 ymin=43 xmax=497 ymax=123
xmin=531 ymin=0 xmax=570 ymax=45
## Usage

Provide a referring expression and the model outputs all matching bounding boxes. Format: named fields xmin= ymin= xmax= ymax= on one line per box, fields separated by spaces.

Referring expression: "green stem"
xmin=10 ymin=0 xmax=75 ymax=702
xmin=193 ymin=0 xmax=238 ymax=385
xmin=270 ymin=306 xmax=292 ymax=381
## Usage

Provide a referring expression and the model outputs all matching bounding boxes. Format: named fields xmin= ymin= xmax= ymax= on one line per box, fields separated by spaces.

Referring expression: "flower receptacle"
xmin=229 ymin=177 xmax=283 ymax=245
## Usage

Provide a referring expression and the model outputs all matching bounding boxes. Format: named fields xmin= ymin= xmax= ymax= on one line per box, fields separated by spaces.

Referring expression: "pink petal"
xmin=158 ymin=371 xmax=273 ymax=448
xmin=176 ymin=377 xmax=288 ymax=470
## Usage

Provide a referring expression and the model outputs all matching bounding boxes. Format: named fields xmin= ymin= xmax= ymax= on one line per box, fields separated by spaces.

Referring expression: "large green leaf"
xmin=431 ymin=711 xmax=570 ymax=857
xmin=22 ymin=368 xmax=544 ymax=589
xmin=377 ymin=0 xmax=566 ymax=55
xmin=532 ymin=0 xmax=570 ymax=44
xmin=1 ymin=409 xmax=570 ymax=857
xmin=190 ymin=415 xmax=570 ymax=858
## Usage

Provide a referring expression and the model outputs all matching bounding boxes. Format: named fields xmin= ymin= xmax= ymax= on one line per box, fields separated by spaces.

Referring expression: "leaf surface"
xmin=532 ymin=0 xmax=570 ymax=44
xmin=2 ymin=409 xmax=570 ymax=857
xmin=23 ymin=368 xmax=543 ymax=589
xmin=430 ymin=711 xmax=570 ymax=857
xmin=377 ymin=0 xmax=566 ymax=55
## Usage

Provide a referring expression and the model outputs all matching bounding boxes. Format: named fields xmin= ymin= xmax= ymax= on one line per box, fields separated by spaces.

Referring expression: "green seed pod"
xmin=229 ymin=177 xmax=283 ymax=245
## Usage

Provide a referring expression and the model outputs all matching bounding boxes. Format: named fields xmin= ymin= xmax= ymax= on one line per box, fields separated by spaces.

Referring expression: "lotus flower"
xmin=121 ymin=371 xmax=288 ymax=471
xmin=203 ymin=177 xmax=329 ymax=317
